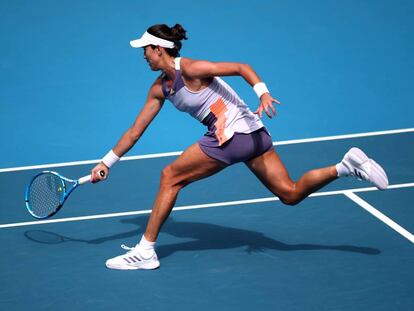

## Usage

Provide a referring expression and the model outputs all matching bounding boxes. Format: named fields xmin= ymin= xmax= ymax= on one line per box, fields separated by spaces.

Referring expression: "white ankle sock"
xmin=137 ymin=235 xmax=156 ymax=258
xmin=336 ymin=162 xmax=350 ymax=177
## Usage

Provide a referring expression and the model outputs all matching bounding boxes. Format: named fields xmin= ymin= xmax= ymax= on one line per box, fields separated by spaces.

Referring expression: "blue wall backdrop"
xmin=1 ymin=0 xmax=413 ymax=168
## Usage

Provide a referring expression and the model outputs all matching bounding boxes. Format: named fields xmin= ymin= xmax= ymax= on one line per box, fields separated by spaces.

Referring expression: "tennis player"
xmin=91 ymin=24 xmax=388 ymax=270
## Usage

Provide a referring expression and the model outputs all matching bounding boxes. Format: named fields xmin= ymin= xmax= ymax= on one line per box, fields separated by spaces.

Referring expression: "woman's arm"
xmin=91 ymin=78 xmax=165 ymax=182
xmin=112 ymin=85 xmax=164 ymax=157
xmin=181 ymin=58 xmax=280 ymax=118
xmin=182 ymin=59 xmax=261 ymax=85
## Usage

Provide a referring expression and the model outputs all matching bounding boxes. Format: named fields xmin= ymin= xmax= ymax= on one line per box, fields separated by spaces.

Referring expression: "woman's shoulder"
xmin=148 ymin=74 xmax=166 ymax=99
xmin=179 ymin=57 xmax=196 ymax=69
xmin=179 ymin=57 xmax=207 ymax=78
xmin=151 ymin=74 xmax=165 ymax=86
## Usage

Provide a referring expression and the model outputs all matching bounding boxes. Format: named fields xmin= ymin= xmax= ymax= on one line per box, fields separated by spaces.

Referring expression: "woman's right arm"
xmin=91 ymin=78 xmax=165 ymax=182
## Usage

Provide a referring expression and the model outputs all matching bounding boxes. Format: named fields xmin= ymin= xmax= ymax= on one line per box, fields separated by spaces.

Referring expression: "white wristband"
xmin=102 ymin=150 xmax=120 ymax=168
xmin=253 ymin=82 xmax=269 ymax=98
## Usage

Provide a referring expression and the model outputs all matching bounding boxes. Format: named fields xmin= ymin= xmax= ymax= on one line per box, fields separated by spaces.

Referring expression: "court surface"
xmin=1 ymin=1 xmax=413 ymax=310
xmin=1 ymin=130 xmax=413 ymax=311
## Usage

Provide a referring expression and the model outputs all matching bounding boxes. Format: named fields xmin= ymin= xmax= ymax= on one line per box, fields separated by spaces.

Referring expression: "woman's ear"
xmin=155 ymin=46 xmax=162 ymax=56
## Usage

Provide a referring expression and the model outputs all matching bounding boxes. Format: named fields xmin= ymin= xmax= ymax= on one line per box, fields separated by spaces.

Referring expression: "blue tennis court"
xmin=1 ymin=1 xmax=413 ymax=310
xmin=1 ymin=131 xmax=413 ymax=310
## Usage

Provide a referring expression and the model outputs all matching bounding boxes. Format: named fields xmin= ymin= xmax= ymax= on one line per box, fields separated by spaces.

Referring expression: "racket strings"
xmin=28 ymin=173 xmax=65 ymax=218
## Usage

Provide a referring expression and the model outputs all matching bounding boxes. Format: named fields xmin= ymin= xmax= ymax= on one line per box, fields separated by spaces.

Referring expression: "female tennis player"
xmin=91 ymin=24 xmax=388 ymax=270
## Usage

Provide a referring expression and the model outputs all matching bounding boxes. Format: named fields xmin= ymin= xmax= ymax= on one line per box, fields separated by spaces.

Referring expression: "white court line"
xmin=0 ymin=127 xmax=413 ymax=173
xmin=344 ymin=191 xmax=414 ymax=244
xmin=273 ymin=127 xmax=414 ymax=146
xmin=1 ymin=182 xmax=413 ymax=229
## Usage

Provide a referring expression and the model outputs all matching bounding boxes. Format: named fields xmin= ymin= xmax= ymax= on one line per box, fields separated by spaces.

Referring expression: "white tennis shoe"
xmin=341 ymin=147 xmax=389 ymax=190
xmin=105 ymin=244 xmax=160 ymax=270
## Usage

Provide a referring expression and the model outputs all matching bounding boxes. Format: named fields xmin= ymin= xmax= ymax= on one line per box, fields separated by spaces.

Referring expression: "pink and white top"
xmin=162 ymin=57 xmax=264 ymax=146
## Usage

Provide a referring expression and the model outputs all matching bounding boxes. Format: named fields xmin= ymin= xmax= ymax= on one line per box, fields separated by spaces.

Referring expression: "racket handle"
xmin=79 ymin=171 xmax=105 ymax=185
xmin=79 ymin=175 xmax=92 ymax=185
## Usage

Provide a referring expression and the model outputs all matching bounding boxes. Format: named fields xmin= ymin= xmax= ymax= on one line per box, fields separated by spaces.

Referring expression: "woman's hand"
xmin=91 ymin=162 xmax=109 ymax=183
xmin=255 ymin=93 xmax=281 ymax=118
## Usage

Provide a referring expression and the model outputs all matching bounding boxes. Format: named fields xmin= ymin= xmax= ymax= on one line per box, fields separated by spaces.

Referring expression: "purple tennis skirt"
xmin=198 ymin=127 xmax=274 ymax=165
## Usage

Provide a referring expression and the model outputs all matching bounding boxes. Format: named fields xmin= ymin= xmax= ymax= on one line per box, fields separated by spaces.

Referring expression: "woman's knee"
xmin=160 ymin=165 xmax=185 ymax=189
xmin=275 ymin=184 xmax=302 ymax=206
xmin=160 ymin=165 xmax=174 ymax=185
xmin=280 ymin=196 xmax=302 ymax=206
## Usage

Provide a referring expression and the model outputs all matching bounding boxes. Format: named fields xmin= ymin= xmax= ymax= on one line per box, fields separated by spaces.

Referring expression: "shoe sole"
xmin=345 ymin=147 xmax=389 ymax=190
xmin=106 ymin=260 xmax=160 ymax=270
xmin=367 ymin=159 xmax=389 ymax=190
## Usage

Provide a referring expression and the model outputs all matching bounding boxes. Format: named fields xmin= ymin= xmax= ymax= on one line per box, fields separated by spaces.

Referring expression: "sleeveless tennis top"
xmin=162 ymin=57 xmax=264 ymax=146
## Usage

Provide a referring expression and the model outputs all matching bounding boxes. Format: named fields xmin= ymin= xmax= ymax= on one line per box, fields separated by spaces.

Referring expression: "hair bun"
xmin=171 ymin=24 xmax=187 ymax=41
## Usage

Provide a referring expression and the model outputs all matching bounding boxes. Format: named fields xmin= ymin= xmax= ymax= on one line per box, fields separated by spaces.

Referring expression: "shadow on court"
xmin=24 ymin=216 xmax=381 ymax=256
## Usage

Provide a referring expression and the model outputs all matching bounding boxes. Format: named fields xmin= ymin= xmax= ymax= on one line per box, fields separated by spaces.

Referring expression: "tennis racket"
xmin=25 ymin=170 xmax=104 ymax=219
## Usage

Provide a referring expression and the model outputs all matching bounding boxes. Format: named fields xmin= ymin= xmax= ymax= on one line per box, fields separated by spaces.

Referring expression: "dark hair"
xmin=147 ymin=24 xmax=187 ymax=57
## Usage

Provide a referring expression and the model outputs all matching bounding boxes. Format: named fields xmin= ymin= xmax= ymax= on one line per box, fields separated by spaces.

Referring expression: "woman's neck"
xmin=160 ymin=56 xmax=176 ymax=80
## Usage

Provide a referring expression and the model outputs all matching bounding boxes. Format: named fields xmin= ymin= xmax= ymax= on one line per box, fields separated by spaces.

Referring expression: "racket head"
xmin=25 ymin=171 xmax=72 ymax=219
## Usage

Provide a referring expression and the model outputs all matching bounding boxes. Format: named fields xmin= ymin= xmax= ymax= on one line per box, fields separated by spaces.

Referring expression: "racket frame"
xmin=25 ymin=171 xmax=89 ymax=219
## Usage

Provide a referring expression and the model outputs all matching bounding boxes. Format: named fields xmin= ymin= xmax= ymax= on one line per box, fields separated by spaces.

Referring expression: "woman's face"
xmin=143 ymin=46 xmax=161 ymax=71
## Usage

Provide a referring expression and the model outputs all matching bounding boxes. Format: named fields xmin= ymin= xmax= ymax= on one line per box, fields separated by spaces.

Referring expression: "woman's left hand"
xmin=254 ymin=93 xmax=280 ymax=118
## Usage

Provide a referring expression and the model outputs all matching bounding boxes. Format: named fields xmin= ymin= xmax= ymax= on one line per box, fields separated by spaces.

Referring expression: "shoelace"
xmin=120 ymin=244 xmax=156 ymax=261
xmin=121 ymin=244 xmax=135 ymax=252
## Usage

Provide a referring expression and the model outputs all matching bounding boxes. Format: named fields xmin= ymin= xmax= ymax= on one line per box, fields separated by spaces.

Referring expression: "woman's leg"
xmin=245 ymin=148 xmax=338 ymax=205
xmin=144 ymin=143 xmax=228 ymax=241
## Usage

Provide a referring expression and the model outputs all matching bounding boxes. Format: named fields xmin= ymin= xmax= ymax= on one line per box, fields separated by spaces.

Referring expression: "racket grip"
xmin=79 ymin=175 xmax=92 ymax=185
xmin=79 ymin=171 xmax=105 ymax=185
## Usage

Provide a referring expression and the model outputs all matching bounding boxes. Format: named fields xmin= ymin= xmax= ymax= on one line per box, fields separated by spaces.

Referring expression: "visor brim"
xmin=130 ymin=39 xmax=150 ymax=48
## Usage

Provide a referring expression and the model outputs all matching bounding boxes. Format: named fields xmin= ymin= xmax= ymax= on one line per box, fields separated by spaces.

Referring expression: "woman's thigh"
xmin=165 ymin=143 xmax=228 ymax=186
xmin=244 ymin=148 xmax=295 ymax=197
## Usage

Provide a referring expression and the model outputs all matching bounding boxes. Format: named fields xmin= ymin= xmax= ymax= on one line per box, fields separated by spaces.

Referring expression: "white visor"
xmin=130 ymin=31 xmax=175 ymax=49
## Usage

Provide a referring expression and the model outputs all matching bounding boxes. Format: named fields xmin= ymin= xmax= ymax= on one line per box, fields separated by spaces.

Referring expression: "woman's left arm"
xmin=182 ymin=59 xmax=280 ymax=118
